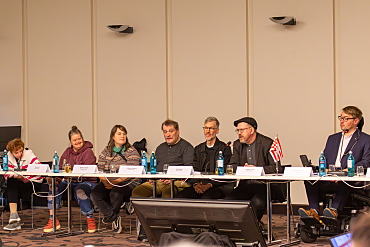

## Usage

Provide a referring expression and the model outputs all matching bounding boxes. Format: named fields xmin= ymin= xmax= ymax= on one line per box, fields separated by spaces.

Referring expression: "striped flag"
xmin=270 ymin=135 xmax=283 ymax=162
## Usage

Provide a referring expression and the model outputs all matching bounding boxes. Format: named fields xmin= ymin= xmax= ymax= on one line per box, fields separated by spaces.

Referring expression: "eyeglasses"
xmin=235 ymin=127 xmax=251 ymax=134
xmin=203 ymin=127 xmax=217 ymax=131
xmin=338 ymin=116 xmax=356 ymax=122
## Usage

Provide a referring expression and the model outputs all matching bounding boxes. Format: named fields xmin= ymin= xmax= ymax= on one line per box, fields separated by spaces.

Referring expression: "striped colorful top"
xmin=5 ymin=149 xmax=43 ymax=183
xmin=98 ymin=145 xmax=140 ymax=185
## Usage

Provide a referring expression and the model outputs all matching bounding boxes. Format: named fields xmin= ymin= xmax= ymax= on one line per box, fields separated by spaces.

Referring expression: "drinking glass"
xmin=163 ymin=164 xmax=169 ymax=174
xmin=357 ymin=166 xmax=364 ymax=176
xmin=329 ymin=164 xmax=336 ymax=172
xmin=226 ymin=165 xmax=233 ymax=175
xmin=64 ymin=163 xmax=71 ymax=173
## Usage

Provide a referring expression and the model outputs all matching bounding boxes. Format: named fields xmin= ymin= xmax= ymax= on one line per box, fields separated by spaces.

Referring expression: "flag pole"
xmin=275 ymin=134 xmax=279 ymax=175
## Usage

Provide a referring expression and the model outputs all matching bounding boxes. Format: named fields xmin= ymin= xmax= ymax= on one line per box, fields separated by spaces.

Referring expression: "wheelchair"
xmin=294 ymin=186 xmax=370 ymax=243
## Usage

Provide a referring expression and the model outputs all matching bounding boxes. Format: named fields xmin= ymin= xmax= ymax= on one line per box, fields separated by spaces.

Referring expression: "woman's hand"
xmin=17 ymin=176 xmax=29 ymax=183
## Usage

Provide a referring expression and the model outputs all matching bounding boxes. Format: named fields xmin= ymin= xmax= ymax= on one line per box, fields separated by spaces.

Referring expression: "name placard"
xmin=366 ymin=168 xmax=370 ymax=178
xmin=283 ymin=167 xmax=313 ymax=177
xmin=72 ymin=165 xmax=98 ymax=174
xmin=235 ymin=166 xmax=265 ymax=176
xmin=27 ymin=164 xmax=51 ymax=173
xmin=118 ymin=166 xmax=146 ymax=175
xmin=167 ymin=166 xmax=194 ymax=175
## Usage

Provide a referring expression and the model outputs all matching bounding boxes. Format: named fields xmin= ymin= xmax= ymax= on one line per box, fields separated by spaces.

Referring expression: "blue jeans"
xmin=48 ymin=180 xmax=97 ymax=215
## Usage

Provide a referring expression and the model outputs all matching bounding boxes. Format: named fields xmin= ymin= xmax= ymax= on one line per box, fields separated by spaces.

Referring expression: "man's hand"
xmin=244 ymin=163 xmax=256 ymax=167
xmin=149 ymin=179 xmax=153 ymax=185
xmin=194 ymin=183 xmax=204 ymax=194
xmin=160 ymin=179 xmax=171 ymax=185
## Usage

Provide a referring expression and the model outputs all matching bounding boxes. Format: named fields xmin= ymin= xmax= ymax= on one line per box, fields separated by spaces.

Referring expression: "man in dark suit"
xmin=175 ymin=116 xmax=233 ymax=199
xmin=225 ymin=117 xmax=282 ymax=222
xmin=299 ymin=106 xmax=370 ymax=220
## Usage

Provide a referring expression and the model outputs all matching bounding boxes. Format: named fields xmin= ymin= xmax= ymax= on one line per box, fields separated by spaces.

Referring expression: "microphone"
xmin=344 ymin=129 xmax=349 ymax=134
xmin=226 ymin=141 xmax=231 ymax=146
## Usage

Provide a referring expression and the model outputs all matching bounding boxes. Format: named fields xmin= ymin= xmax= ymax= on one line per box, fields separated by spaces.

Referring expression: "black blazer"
xmin=323 ymin=129 xmax=370 ymax=169
xmin=230 ymin=133 xmax=282 ymax=174
xmin=190 ymin=137 xmax=232 ymax=186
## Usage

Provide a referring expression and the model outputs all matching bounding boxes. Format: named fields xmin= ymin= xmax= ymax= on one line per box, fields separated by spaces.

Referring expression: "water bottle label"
xmin=153 ymin=160 xmax=157 ymax=167
xmin=3 ymin=157 xmax=7 ymax=164
xmin=141 ymin=160 xmax=146 ymax=166
xmin=217 ymin=160 xmax=224 ymax=168
xmin=347 ymin=160 xmax=353 ymax=168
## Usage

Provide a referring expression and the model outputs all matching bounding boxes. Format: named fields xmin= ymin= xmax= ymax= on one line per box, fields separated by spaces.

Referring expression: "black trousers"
xmin=224 ymin=180 xmax=267 ymax=221
xmin=90 ymin=182 xmax=135 ymax=219
xmin=175 ymin=183 xmax=234 ymax=199
xmin=6 ymin=178 xmax=42 ymax=204
xmin=304 ymin=181 xmax=351 ymax=212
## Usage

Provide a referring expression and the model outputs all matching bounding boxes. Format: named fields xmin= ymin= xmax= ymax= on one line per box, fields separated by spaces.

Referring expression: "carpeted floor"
xmin=0 ymin=207 xmax=331 ymax=246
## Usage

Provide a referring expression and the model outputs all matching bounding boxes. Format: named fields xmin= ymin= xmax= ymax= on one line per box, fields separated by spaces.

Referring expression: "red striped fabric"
xmin=269 ymin=135 xmax=283 ymax=163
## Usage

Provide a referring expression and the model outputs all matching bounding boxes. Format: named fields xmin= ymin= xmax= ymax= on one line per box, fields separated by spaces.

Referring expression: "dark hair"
xmin=107 ymin=125 xmax=131 ymax=157
xmin=6 ymin=139 xmax=24 ymax=153
xmin=68 ymin=126 xmax=84 ymax=142
xmin=161 ymin=119 xmax=179 ymax=131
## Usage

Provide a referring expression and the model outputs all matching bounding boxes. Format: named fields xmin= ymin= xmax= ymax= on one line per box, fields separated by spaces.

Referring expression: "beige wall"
xmin=2 ymin=0 xmax=370 ymax=204
xmin=0 ymin=0 xmax=23 ymax=128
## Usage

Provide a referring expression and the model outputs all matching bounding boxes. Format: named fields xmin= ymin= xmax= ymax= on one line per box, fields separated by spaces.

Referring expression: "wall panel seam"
xmin=91 ymin=0 xmax=98 ymax=154
xmin=165 ymin=0 xmax=173 ymax=119
xmin=22 ymin=0 xmax=29 ymax=146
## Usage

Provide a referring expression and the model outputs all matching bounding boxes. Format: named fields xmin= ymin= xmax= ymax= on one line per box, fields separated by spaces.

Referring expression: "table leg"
xmin=153 ymin=179 xmax=156 ymax=198
xmin=57 ymin=177 xmax=84 ymax=238
xmin=170 ymin=180 xmax=174 ymax=198
xmin=279 ymin=181 xmax=300 ymax=247
xmin=266 ymin=181 xmax=281 ymax=246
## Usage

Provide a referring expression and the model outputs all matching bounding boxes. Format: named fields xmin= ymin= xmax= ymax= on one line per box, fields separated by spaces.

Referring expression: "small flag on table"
xmin=270 ymin=135 xmax=283 ymax=162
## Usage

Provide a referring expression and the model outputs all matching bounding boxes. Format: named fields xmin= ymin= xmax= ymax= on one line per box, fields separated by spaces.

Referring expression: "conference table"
xmin=1 ymin=170 xmax=369 ymax=246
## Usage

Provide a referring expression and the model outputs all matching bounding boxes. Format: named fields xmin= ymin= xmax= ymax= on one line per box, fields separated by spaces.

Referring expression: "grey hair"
xmin=204 ymin=116 xmax=219 ymax=128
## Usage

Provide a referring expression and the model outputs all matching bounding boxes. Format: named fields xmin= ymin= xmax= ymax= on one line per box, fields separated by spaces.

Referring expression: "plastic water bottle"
xmin=150 ymin=151 xmax=157 ymax=174
xmin=53 ymin=151 xmax=59 ymax=173
xmin=217 ymin=151 xmax=224 ymax=175
xmin=319 ymin=151 xmax=326 ymax=176
xmin=141 ymin=151 xmax=148 ymax=173
xmin=3 ymin=150 xmax=8 ymax=171
xmin=347 ymin=151 xmax=355 ymax=177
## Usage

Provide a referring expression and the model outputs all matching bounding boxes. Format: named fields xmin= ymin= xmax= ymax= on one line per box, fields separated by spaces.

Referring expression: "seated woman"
xmin=91 ymin=125 xmax=140 ymax=234
xmin=43 ymin=126 xmax=97 ymax=233
xmin=4 ymin=139 xmax=43 ymax=231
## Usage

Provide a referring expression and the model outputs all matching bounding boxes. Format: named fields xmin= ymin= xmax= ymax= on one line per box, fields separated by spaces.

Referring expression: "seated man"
xmin=224 ymin=117 xmax=281 ymax=222
xmin=299 ymin=106 xmax=370 ymax=220
xmin=175 ymin=116 xmax=233 ymax=199
xmin=132 ymin=119 xmax=194 ymax=198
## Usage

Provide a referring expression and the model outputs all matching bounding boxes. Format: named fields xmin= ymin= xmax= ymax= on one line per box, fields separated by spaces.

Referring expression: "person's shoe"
xmin=9 ymin=212 xmax=21 ymax=224
xmin=4 ymin=222 xmax=21 ymax=231
xmin=323 ymin=208 xmax=338 ymax=219
xmin=87 ymin=217 xmax=96 ymax=233
xmin=112 ymin=215 xmax=122 ymax=234
xmin=43 ymin=218 xmax=61 ymax=233
xmin=298 ymin=208 xmax=320 ymax=222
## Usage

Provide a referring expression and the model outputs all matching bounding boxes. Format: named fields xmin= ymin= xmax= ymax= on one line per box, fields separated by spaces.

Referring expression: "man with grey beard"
xmin=225 ymin=117 xmax=282 ymax=222
xmin=175 ymin=116 xmax=233 ymax=199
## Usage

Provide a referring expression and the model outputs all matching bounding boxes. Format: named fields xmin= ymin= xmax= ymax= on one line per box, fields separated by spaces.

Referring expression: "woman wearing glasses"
xmin=3 ymin=139 xmax=43 ymax=231
xmin=91 ymin=125 xmax=140 ymax=234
